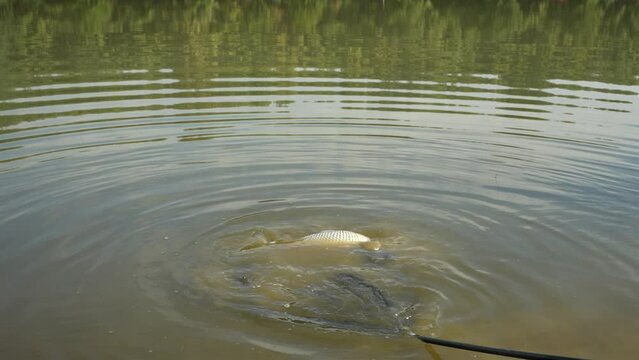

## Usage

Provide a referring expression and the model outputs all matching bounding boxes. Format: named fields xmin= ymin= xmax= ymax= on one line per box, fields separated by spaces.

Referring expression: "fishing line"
xmin=410 ymin=332 xmax=586 ymax=360
xmin=329 ymin=265 xmax=586 ymax=359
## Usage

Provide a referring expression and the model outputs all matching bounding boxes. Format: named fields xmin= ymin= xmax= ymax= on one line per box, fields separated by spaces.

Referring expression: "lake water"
xmin=1 ymin=1 xmax=638 ymax=359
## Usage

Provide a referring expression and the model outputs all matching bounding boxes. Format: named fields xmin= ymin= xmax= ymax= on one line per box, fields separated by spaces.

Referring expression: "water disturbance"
xmin=1 ymin=1 xmax=639 ymax=359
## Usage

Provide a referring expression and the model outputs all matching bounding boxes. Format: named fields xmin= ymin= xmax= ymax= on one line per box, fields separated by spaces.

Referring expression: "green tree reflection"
xmin=0 ymin=0 xmax=637 ymax=87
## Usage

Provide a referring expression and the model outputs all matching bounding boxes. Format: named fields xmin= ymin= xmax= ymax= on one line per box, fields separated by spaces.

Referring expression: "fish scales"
xmin=302 ymin=230 xmax=370 ymax=245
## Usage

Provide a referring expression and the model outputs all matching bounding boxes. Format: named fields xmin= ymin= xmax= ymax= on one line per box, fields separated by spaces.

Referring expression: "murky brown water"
xmin=1 ymin=1 xmax=639 ymax=359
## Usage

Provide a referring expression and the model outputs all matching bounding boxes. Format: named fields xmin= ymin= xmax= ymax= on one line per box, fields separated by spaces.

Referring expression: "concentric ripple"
xmin=1 ymin=67 xmax=638 ymax=359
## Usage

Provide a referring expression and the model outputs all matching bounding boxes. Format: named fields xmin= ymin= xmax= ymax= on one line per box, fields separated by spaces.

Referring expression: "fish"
xmin=301 ymin=230 xmax=380 ymax=250
xmin=240 ymin=229 xmax=381 ymax=251
xmin=234 ymin=271 xmax=406 ymax=335
xmin=333 ymin=273 xmax=392 ymax=308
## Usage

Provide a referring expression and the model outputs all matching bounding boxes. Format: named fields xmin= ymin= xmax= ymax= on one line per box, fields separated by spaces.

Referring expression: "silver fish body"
xmin=301 ymin=230 xmax=371 ymax=246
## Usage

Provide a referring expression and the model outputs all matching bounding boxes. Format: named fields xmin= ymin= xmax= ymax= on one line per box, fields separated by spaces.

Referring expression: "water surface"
xmin=1 ymin=1 xmax=639 ymax=359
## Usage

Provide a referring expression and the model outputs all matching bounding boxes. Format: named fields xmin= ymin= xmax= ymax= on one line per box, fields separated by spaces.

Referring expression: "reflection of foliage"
xmin=0 ymin=0 xmax=637 ymax=87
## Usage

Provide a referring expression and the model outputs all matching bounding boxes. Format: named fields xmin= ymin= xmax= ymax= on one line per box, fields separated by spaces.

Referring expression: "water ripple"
xmin=1 ymin=72 xmax=638 ymax=359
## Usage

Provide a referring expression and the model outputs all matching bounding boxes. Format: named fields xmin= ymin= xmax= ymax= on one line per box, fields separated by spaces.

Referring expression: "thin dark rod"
xmin=412 ymin=333 xmax=587 ymax=360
